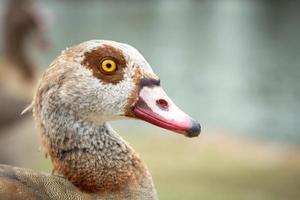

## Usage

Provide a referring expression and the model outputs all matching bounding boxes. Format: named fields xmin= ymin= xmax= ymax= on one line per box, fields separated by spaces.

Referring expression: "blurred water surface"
xmin=1 ymin=0 xmax=300 ymax=143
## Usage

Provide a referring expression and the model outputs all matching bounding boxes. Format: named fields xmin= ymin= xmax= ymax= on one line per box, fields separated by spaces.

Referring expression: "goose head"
xmin=49 ymin=40 xmax=200 ymax=137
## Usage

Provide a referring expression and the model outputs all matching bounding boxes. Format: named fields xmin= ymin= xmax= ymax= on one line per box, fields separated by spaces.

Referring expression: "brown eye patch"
xmin=81 ymin=44 xmax=126 ymax=84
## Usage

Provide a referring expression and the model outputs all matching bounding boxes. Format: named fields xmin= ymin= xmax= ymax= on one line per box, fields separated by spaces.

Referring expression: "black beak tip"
xmin=186 ymin=120 xmax=201 ymax=137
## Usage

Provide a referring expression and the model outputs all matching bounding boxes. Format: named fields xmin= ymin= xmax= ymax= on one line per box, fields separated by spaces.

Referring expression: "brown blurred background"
xmin=0 ymin=0 xmax=299 ymax=199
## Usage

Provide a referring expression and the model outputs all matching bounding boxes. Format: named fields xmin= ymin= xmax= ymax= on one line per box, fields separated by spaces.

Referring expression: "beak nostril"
xmin=156 ymin=99 xmax=169 ymax=110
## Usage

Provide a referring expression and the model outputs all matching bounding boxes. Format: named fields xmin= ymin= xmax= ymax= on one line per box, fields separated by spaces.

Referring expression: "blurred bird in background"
xmin=0 ymin=0 xmax=50 ymax=164
xmin=3 ymin=0 xmax=50 ymax=82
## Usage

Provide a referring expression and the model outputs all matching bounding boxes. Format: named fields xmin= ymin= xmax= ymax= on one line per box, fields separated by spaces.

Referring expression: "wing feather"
xmin=0 ymin=165 xmax=92 ymax=200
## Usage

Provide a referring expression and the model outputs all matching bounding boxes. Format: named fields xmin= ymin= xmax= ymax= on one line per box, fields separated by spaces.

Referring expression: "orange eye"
xmin=101 ymin=59 xmax=117 ymax=73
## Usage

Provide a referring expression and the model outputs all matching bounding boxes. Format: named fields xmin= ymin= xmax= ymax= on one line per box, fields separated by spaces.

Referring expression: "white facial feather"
xmin=55 ymin=40 xmax=157 ymax=123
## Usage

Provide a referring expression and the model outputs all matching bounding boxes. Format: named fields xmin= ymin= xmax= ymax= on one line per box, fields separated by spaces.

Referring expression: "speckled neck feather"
xmin=34 ymin=91 xmax=157 ymax=199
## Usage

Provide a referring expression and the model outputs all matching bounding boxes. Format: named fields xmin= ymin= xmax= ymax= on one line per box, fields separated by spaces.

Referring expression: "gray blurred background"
xmin=0 ymin=0 xmax=299 ymax=199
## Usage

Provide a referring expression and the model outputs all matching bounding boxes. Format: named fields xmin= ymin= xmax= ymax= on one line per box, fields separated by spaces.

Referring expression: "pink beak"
xmin=131 ymin=78 xmax=201 ymax=137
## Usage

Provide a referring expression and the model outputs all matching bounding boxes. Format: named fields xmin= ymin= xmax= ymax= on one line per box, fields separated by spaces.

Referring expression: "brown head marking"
xmin=124 ymin=68 xmax=142 ymax=118
xmin=81 ymin=44 xmax=126 ymax=84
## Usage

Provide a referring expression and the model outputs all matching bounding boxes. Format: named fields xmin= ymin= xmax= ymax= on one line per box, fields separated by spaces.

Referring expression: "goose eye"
xmin=100 ymin=59 xmax=117 ymax=73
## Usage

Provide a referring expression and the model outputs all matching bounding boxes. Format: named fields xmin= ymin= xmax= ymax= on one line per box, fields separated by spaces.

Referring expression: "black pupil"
xmin=106 ymin=63 xmax=112 ymax=68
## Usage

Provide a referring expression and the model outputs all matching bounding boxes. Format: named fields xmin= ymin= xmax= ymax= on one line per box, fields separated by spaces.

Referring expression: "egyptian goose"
xmin=0 ymin=40 xmax=200 ymax=200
